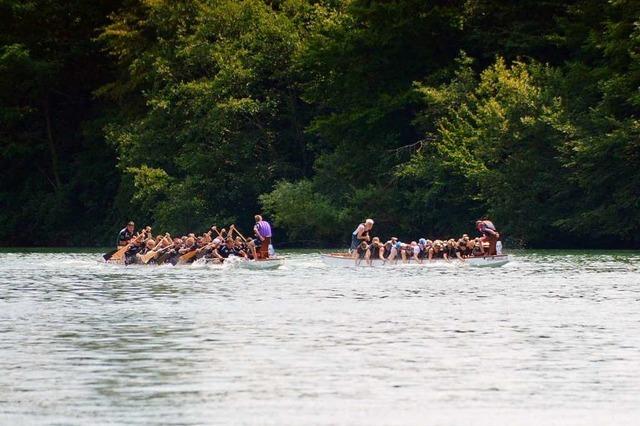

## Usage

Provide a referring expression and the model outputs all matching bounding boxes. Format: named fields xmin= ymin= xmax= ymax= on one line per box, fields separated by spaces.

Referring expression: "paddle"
xmin=103 ymin=235 xmax=136 ymax=261
xmin=177 ymin=249 xmax=198 ymax=264
xmin=106 ymin=232 xmax=143 ymax=262
xmin=102 ymin=248 xmax=118 ymax=261
xmin=230 ymin=225 xmax=261 ymax=260
xmin=156 ymin=247 xmax=178 ymax=265
xmin=210 ymin=226 xmax=224 ymax=239
xmin=229 ymin=224 xmax=248 ymax=243
xmin=140 ymin=234 xmax=172 ymax=264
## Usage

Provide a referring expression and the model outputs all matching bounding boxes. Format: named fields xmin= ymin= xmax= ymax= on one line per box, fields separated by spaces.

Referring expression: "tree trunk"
xmin=287 ymin=91 xmax=309 ymax=176
xmin=44 ymin=97 xmax=62 ymax=190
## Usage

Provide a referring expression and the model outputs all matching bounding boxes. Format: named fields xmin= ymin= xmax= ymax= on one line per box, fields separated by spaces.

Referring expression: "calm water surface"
xmin=0 ymin=250 xmax=639 ymax=425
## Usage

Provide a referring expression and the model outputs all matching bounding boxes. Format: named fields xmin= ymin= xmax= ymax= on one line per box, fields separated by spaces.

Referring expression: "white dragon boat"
xmin=321 ymin=253 xmax=511 ymax=268
xmin=107 ymin=256 xmax=286 ymax=270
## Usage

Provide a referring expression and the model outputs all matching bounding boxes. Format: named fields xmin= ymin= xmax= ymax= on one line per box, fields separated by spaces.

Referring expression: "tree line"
xmin=1 ymin=0 xmax=638 ymax=248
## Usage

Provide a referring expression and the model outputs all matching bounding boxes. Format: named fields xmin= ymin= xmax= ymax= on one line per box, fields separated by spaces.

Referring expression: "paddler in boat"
xmin=164 ymin=238 xmax=185 ymax=264
xmin=354 ymin=241 xmax=369 ymax=265
xmin=198 ymin=237 xmax=223 ymax=262
xmin=406 ymin=241 xmax=421 ymax=263
xmin=179 ymin=237 xmax=196 ymax=255
xmin=457 ymin=238 xmax=471 ymax=258
xmin=386 ymin=240 xmax=404 ymax=263
xmin=382 ymin=237 xmax=397 ymax=262
xmin=365 ymin=237 xmax=384 ymax=265
xmin=350 ymin=218 xmax=374 ymax=252
xmin=418 ymin=239 xmax=431 ymax=261
xmin=117 ymin=221 xmax=136 ymax=247
xmin=476 ymin=218 xmax=500 ymax=256
xmin=124 ymin=226 xmax=152 ymax=264
xmin=216 ymin=237 xmax=245 ymax=259
xmin=135 ymin=239 xmax=156 ymax=263
xmin=234 ymin=237 xmax=250 ymax=258
xmin=443 ymin=239 xmax=464 ymax=261
xmin=471 ymin=238 xmax=484 ymax=257
xmin=428 ymin=240 xmax=445 ymax=260
xmin=124 ymin=236 xmax=144 ymax=264
xmin=253 ymin=214 xmax=272 ymax=259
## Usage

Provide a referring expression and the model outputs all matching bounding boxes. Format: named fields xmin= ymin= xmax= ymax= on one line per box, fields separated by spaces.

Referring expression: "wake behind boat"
xmin=221 ymin=256 xmax=285 ymax=270
xmin=321 ymin=252 xmax=511 ymax=268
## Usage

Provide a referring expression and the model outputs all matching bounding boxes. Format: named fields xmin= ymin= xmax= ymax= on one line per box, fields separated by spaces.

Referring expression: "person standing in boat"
xmin=350 ymin=218 xmax=374 ymax=251
xmin=476 ymin=218 xmax=500 ymax=256
xmin=117 ymin=221 xmax=135 ymax=247
xmin=254 ymin=215 xmax=272 ymax=259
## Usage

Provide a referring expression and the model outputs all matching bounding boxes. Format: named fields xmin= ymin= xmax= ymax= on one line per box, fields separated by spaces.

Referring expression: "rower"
xmin=253 ymin=215 xmax=272 ymax=259
xmin=476 ymin=219 xmax=500 ymax=256
xmin=117 ymin=221 xmax=135 ymax=247
xmin=216 ymin=238 xmax=239 ymax=259
xmin=367 ymin=237 xmax=384 ymax=262
xmin=353 ymin=241 xmax=369 ymax=265
xmin=350 ymin=218 xmax=374 ymax=251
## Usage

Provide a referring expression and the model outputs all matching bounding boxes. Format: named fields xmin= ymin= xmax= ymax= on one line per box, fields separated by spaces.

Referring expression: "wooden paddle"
xmin=211 ymin=226 xmax=224 ymax=239
xmin=177 ymin=248 xmax=198 ymax=264
xmin=102 ymin=248 xmax=118 ymax=261
xmin=156 ymin=248 xmax=177 ymax=265
xmin=229 ymin=224 xmax=248 ymax=243
xmin=108 ymin=233 xmax=143 ymax=262
xmin=140 ymin=245 xmax=169 ymax=264
xmin=140 ymin=234 xmax=172 ymax=264
xmin=230 ymin=225 xmax=261 ymax=260
xmin=103 ymin=236 xmax=135 ymax=261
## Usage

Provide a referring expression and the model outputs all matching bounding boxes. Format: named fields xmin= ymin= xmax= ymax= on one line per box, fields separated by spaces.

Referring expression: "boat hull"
xmin=106 ymin=256 xmax=286 ymax=269
xmin=321 ymin=253 xmax=510 ymax=268
xmin=221 ymin=257 xmax=286 ymax=270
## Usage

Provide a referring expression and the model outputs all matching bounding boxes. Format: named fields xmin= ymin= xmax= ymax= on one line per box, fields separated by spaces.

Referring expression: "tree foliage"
xmin=1 ymin=0 xmax=638 ymax=247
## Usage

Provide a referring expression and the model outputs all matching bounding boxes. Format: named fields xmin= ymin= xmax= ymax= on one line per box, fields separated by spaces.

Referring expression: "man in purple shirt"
xmin=254 ymin=215 xmax=272 ymax=258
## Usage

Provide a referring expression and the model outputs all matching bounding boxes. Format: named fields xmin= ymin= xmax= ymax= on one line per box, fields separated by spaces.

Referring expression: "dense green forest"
xmin=1 ymin=0 xmax=638 ymax=247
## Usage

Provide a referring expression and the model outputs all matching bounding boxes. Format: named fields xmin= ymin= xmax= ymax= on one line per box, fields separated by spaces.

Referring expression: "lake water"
xmin=0 ymin=250 xmax=639 ymax=425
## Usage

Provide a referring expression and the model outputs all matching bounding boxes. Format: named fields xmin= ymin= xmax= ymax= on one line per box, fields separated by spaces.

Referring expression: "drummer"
xmin=253 ymin=215 xmax=272 ymax=259
xmin=350 ymin=218 xmax=374 ymax=251
xmin=476 ymin=218 xmax=500 ymax=256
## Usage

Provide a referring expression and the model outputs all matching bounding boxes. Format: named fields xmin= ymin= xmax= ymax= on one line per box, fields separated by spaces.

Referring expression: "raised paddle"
xmin=211 ymin=226 xmax=224 ymax=239
xmin=229 ymin=224 xmax=248 ymax=243
xmin=230 ymin=225 xmax=263 ymax=260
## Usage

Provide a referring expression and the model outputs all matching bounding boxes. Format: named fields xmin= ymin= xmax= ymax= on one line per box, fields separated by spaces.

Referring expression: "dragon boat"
xmin=105 ymin=254 xmax=286 ymax=270
xmin=321 ymin=253 xmax=511 ymax=268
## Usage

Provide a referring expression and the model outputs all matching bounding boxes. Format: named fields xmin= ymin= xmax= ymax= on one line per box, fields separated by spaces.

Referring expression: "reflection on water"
xmin=0 ymin=250 xmax=639 ymax=425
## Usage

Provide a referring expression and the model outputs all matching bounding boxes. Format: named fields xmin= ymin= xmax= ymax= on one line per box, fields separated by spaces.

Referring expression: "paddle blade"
xmin=141 ymin=250 xmax=157 ymax=264
xmin=109 ymin=245 xmax=129 ymax=262
xmin=177 ymin=250 xmax=198 ymax=264
xmin=103 ymin=249 xmax=117 ymax=261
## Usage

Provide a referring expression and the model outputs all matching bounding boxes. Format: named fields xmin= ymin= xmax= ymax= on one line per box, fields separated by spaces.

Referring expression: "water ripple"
xmin=0 ymin=250 xmax=639 ymax=425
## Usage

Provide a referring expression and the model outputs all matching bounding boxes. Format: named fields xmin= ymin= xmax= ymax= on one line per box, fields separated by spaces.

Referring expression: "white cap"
xmin=365 ymin=218 xmax=374 ymax=225
xmin=213 ymin=238 xmax=221 ymax=245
